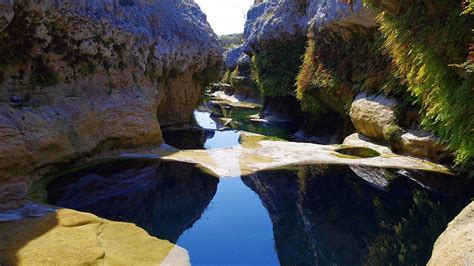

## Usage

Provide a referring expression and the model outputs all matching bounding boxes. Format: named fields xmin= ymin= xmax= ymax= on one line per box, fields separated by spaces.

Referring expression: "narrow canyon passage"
xmin=0 ymin=0 xmax=472 ymax=265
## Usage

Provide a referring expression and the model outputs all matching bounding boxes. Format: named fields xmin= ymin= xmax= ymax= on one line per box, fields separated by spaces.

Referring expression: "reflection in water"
xmin=163 ymin=111 xmax=241 ymax=150
xmin=194 ymin=110 xmax=217 ymax=130
xmin=177 ymin=177 xmax=279 ymax=265
xmin=242 ymin=166 xmax=474 ymax=265
xmin=47 ymin=159 xmax=279 ymax=265
xmin=47 ymin=159 xmax=218 ymax=243
xmin=46 ymin=158 xmax=474 ymax=265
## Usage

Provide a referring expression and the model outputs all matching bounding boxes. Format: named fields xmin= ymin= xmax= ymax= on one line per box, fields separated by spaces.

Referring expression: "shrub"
xmin=364 ymin=0 xmax=473 ymax=169
xmin=251 ymin=38 xmax=307 ymax=97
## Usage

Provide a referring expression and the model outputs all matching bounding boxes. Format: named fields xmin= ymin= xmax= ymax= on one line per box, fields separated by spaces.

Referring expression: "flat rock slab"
xmin=0 ymin=208 xmax=189 ymax=265
xmin=154 ymin=133 xmax=452 ymax=177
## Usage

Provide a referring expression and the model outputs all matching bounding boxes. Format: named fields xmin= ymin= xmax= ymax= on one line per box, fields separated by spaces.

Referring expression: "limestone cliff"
xmin=0 ymin=0 xmax=222 ymax=209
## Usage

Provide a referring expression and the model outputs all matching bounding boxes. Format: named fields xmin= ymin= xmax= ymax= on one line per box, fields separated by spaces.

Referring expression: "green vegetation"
xmin=219 ymin=33 xmax=244 ymax=49
xmin=365 ymin=191 xmax=451 ymax=265
xmin=252 ymin=38 xmax=307 ymax=97
xmin=296 ymin=24 xmax=406 ymax=117
xmin=383 ymin=124 xmax=405 ymax=149
xmin=193 ymin=63 xmax=221 ymax=89
xmin=293 ymin=0 xmax=473 ymax=170
xmin=78 ymin=64 xmax=96 ymax=76
xmin=363 ymin=0 xmax=473 ymax=169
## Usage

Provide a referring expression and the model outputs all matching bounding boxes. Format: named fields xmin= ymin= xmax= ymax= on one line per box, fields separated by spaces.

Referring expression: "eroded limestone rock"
xmin=429 ymin=201 xmax=474 ymax=266
xmin=350 ymin=92 xmax=398 ymax=140
xmin=0 ymin=0 xmax=222 ymax=209
xmin=400 ymin=130 xmax=450 ymax=161
xmin=0 ymin=208 xmax=190 ymax=265
xmin=244 ymin=0 xmax=369 ymax=49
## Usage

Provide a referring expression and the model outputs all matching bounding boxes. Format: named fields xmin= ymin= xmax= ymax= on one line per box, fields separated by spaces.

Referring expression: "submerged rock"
xmin=0 ymin=0 xmax=221 ymax=209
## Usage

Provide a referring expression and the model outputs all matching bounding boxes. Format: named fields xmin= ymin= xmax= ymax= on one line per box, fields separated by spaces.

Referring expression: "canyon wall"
xmin=241 ymin=0 xmax=473 ymax=264
xmin=0 ymin=0 xmax=222 ymax=210
xmin=241 ymin=0 xmax=472 ymax=167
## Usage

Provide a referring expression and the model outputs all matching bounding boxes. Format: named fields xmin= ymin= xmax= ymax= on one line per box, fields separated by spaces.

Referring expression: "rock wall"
xmin=0 ymin=0 xmax=222 ymax=210
xmin=244 ymin=0 xmax=367 ymax=50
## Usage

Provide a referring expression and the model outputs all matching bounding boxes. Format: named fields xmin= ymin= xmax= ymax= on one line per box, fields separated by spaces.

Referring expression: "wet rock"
xmin=400 ymin=130 xmax=450 ymax=161
xmin=0 ymin=208 xmax=190 ymax=265
xmin=350 ymin=92 xmax=398 ymax=140
xmin=429 ymin=201 xmax=474 ymax=266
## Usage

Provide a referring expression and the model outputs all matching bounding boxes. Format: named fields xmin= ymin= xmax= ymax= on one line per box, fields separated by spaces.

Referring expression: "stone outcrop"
xmin=400 ymin=130 xmax=450 ymax=161
xmin=0 ymin=0 xmax=222 ymax=209
xmin=222 ymin=44 xmax=258 ymax=99
xmin=0 ymin=207 xmax=190 ymax=265
xmin=244 ymin=0 xmax=367 ymax=50
xmin=349 ymin=93 xmax=450 ymax=161
xmin=429 ymin=201 xmax=474 ymax=265
xmin=350 ymin=92 xmax=398 ymax=141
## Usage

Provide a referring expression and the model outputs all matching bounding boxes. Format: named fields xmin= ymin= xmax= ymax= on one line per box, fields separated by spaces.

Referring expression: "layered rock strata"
xmin=0 ymin=0 xmax=222 ymax=209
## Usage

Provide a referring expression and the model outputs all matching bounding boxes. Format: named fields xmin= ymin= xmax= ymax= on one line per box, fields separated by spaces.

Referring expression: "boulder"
xmin=244 ymin=0 xmax=368 ymax=49
xmin=400 ymin=130 xmax=450 ymax=161
xmin=350 ymin=92 xmax=398 ymax=140
xmin=0 ymin=0 xmax=222 ymax=209
xmin=224 ymin=44 xmax=251 ymax=70
xmin=428 ymin=201 xmax=474 ymax=266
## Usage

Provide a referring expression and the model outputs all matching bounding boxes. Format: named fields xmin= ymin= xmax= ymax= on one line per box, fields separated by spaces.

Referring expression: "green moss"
xmin=335 ymin=147 xmax=381 ymax=158
xmin=251 ymin=38 xmax=307 ymax=97
xmin=193 ymin=63 xmax=221 ymax=89
xmin=296 ymin=24 xmax=407 ymax=117
xmin=78 ymin=64 xmax=96 ymax=76
xmin=383 ymin=124 xmax=405 ymax=148
xmin=30 ymin=59 xmax=59 ymax=88
xmin=364 ymin=0 xmax=473 ymax=169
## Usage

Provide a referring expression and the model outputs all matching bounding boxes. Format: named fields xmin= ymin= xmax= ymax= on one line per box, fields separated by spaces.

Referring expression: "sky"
xmin=194 ymin=0 xmax=254 ymax=36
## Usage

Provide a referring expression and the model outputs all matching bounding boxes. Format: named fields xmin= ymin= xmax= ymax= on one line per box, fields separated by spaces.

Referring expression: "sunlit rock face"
xmin=244 ymin=0 xmax=366 ymax=50
xmin=429 ymin=201 xmax=474 ymax=266
xmin=47 ymin=159 xmax=219 ymax=243
xmin=0 ymin=0 xmax=222 ymax=209
xmin=0 ymin=208 xmax=190 ymax=265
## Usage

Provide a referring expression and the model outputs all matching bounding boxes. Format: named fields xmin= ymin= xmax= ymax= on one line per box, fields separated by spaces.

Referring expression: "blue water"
xmin=177 ymin=177 xmax=279 ymax=265
xmin=194 ymin=111 xmax=217 ymax=130
xmin=174 ymin=111 xmax=278 ymax=264
xmin=194 ymin=110 xmax=241 ymax=149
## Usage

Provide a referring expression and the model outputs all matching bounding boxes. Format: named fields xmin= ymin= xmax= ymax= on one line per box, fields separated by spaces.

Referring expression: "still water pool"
xmin=45 ymin=110 xmax=474 ymax=265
